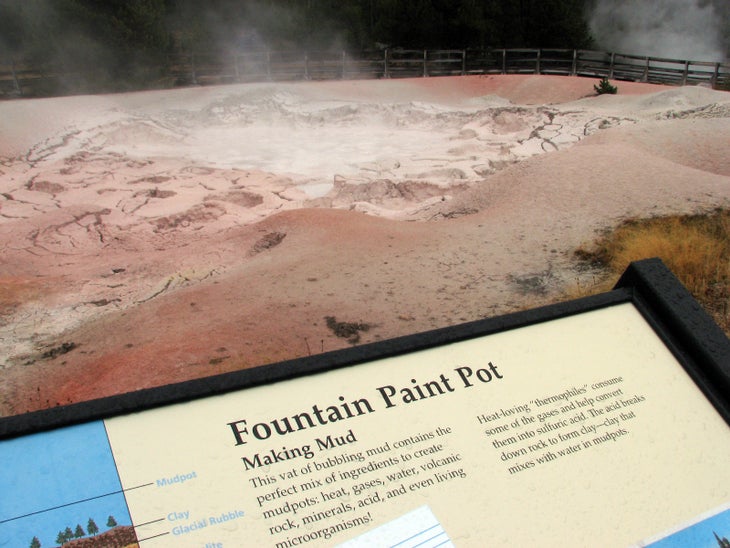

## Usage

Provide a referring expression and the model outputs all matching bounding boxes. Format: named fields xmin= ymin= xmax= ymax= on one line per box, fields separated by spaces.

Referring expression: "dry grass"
xmin=572 ymin=208 xmax=730 ymax=334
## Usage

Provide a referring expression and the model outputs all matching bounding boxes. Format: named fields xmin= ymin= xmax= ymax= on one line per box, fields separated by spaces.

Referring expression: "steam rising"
xmin=588 ymin=0 xmax=729 ymax=62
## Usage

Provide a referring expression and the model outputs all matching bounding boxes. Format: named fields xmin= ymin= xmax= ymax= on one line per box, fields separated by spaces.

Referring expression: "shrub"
xmin=594 ymin=77 xmax=618 ymax=95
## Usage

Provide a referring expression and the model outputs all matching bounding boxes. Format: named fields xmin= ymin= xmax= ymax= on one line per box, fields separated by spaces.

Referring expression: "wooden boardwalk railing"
xmin=2 ymin=48 xmax=729 ymax=98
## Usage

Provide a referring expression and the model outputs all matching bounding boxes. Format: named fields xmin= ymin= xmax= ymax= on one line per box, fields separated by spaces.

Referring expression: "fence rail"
xmin=2 ymin=48 xmax=729 ymax=98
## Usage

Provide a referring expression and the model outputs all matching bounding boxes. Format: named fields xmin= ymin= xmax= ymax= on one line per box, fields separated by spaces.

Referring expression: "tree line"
xmin=28 ymin=515 xmax=117 ymax=547
xmin=0 ymin=0 xmax=593 ymax=93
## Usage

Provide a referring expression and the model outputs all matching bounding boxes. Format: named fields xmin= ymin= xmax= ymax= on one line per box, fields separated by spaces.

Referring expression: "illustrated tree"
xmin=64 ymin=527 xmax=74 ymax=542
xmin=107 ymin=515 xmax=118 ymax=528
xmin=29 ymin=537 xmax=41 ymax=548
xmin=74 ymin=524 xmax=85 ymax=538
xmin=55 ymin=530 xmax=68 ymax=545
xmin=87 ymin=517 xmax=99 ymax=536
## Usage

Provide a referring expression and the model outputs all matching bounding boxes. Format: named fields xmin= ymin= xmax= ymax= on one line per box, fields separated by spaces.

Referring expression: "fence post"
xmin=609 ymin=52 xmax=615 ymax=79
xmin=11 ymin=60 xmax=21 ymax=95
xmin=341 ymin=51 xmax=346 ymax=79
xmin=536 ymin=49 xmax=541 ymax=74
xmin=461 ymin=50 xmax=466 ymax=75
xmin=711 ymin=62 xmax=720 ymax=88
xmin=304 ymin=52 xmax=310 ymax=80
xmin=643 ymin=57 xmax=649 ymax=82
xmin=267 ymin=51 xmax=272 ymax=81
xmin=571 ymin=50 xmax=577 ymax=76
xmin=423 ymin=50 xmax=428 ymax=77
xmin=191 ymin=53 xmax=198 ymax=85
xmin=501 ymin=49 xmax=506 ymax=74
xmin=682 ymin=60 xmax=689 ymax=85
xmin=233 ymin=53 xmax=240 ymax=82
xmin=384 ymin=48 xmax=390 ymax=78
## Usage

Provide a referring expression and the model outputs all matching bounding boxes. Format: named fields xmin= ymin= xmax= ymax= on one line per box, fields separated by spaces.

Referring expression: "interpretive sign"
xmin=1 ymin=259 xmax=729 ymax=547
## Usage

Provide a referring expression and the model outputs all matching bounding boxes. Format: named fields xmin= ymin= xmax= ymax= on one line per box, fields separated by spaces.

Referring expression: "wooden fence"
xmin=2 ymin=48 xmax=729 ymax=98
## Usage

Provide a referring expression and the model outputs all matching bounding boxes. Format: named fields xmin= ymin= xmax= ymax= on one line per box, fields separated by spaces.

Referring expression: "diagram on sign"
xmin=0 ymin=422 xmax=137 ymax=548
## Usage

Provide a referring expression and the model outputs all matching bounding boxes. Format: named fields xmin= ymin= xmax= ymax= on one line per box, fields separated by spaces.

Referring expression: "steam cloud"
xmin=588 ymin=0 xmax=729 ymax=62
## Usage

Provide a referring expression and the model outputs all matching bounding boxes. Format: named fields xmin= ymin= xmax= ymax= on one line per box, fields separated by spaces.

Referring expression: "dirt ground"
xmin=1 ymin=74 xmax=729 ymax=415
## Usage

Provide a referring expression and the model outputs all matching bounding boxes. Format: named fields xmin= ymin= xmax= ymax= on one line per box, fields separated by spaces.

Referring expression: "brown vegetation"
xmin=574 ymin=209 xmax=730 ymax=334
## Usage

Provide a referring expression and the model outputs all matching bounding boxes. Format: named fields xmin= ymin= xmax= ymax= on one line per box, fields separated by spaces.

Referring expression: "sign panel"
xmin=1 ymin=260 xmax=729 ymax=547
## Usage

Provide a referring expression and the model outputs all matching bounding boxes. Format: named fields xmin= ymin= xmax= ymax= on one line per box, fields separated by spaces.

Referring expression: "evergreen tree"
xmin=63 ymin=527 xmax=74 ymax=542
xmin=74 ymin=524 xmax=85 ymax=538
xmin=107 ymin=515 xmax=118 ymax=528
xmin=55 ymin=531 xmax=67 ymax=545
xmin=1 ymin=0 xmax=599 ymax=95
xmin=594 ymin=76 xmax=617 ymax=94
xmin=87 ymin=517 xmax=99 ymax=536
xmin=0 ymin=1 xmax=26 ymax=57
xmin=29 ymin=537 xmax=41 ymax=548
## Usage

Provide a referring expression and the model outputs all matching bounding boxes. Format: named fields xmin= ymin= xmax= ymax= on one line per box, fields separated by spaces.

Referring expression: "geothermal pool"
xmin=1 ymin=75 xmax=729 ymax=413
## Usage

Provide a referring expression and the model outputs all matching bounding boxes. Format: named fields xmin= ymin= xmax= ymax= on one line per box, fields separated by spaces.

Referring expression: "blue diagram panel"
xmin=0 ymin=421 xmax=134 ymax=548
